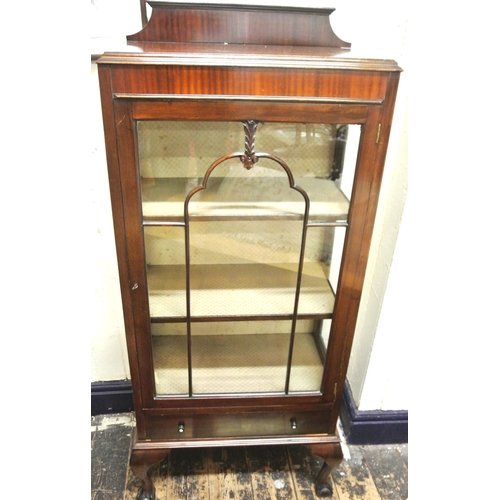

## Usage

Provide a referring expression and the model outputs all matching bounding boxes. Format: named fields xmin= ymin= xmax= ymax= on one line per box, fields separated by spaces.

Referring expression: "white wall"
xmin=334 ymin=0 xmax=409 ymax=411
xmin=90 ymin=0 xmax=409 ymax=412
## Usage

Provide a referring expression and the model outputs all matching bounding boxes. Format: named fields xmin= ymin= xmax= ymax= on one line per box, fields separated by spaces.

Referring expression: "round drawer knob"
xmin=178 ymin=422 xmax=185 ymax=433
xmin=290 ymin=418 xmax=298 ymax=430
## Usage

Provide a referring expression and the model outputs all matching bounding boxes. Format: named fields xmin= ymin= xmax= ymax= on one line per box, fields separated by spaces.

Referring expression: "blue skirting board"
xmin=339 ymin=380 xmax=408 ymax=444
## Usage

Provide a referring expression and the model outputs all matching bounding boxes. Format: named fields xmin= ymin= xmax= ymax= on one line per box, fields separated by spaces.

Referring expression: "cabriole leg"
xmin=130 ymin=449 xmax=170 ymax=500
xmin=308 ymin=442 xmax=343 ymax=497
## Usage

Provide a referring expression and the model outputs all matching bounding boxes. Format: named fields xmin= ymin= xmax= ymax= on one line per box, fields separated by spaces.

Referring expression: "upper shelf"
xmin=127 ymin=2 xmax=350 ymax=48
xmin=141 ymin=177 xmax=350 ymax=223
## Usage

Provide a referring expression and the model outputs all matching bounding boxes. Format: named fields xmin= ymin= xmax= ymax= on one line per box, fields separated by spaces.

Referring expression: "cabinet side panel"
xmin=98 ymin=66 xmax=147 ymax=436
xmin=113 ymin=100 xmax=159 ymax=409
xmin=323 ymin=73 xmax=401 ymax=414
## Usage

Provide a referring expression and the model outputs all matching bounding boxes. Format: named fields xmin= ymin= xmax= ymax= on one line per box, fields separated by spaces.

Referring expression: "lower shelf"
xmin=153 ymin=333 xmax=325 ymax=396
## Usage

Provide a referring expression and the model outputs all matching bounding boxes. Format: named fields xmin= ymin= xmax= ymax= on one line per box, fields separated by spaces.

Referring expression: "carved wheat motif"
xmin=241 ymin=120 xmax=259 ymax=169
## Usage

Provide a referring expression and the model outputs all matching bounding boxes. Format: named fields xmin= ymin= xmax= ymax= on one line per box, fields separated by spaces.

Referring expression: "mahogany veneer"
xmin=98 ymin=3 xmax=401 ymax=498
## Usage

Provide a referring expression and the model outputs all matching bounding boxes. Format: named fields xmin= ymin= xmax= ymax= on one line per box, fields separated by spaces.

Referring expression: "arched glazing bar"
xmin=183 ymin=120 xmax=311 ymax=396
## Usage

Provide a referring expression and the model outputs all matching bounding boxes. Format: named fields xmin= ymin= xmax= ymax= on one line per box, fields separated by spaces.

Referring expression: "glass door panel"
xmin=190 ymin=321 xmax=293 ymax=395
xmin=287 ymin=320 xmax=326 ymax=394
xmin=139 ymin=121 xmax=243 ymax=222
xmin=255 ymin=122 xmax=359 ymax=224
xmin=151 ymin=323 xmax=189 ymax=396
xmin=187 ymin=159 xmax=306 ymax=320
xmin=144 ymin=226 xmax=186 ymax=320
xmin=137 ymin=120 xmax=359 ymax=397
xmin=138 ymin=121 xmax=359 ymax=223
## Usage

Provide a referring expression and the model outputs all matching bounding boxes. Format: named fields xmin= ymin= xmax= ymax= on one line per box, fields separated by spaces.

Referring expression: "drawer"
xmin=144 ymin=408 xmax=332 ymax=441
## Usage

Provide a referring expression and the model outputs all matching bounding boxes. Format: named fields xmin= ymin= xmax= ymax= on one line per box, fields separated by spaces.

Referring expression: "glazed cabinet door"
xmin=112 ymin=99 xmax=379 ymax=408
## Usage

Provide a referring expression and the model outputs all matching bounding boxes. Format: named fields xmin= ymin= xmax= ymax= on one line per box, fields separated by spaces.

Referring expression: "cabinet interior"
xmin=138 ymin=120 xmax=358 ymax=397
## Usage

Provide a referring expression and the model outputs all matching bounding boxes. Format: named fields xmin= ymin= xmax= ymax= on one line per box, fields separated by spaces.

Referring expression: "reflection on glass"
xmin=139 ymin=121 xmax=359 ymax=397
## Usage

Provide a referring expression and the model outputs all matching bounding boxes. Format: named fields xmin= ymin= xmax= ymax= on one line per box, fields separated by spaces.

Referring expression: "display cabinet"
xmin=97 ymin=2 xmax=401 ymax=498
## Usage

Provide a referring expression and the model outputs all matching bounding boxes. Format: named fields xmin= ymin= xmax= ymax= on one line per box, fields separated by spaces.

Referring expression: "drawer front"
xmin=144 ymin=408 xmax=332 ymax=441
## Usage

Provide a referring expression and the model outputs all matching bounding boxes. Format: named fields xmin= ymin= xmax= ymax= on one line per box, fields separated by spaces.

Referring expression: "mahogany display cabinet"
xmin=97 ymin=2 xmax=401 ymax=498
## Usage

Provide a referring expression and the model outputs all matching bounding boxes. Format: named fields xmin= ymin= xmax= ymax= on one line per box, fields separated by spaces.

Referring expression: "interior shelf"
xmin=147 ymin=261 xmax=335 ymax=321
xmin=153 ymin=332 xmax=324 ymax=395
xmin=141 ymin=177 xmax=349 ymax=222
